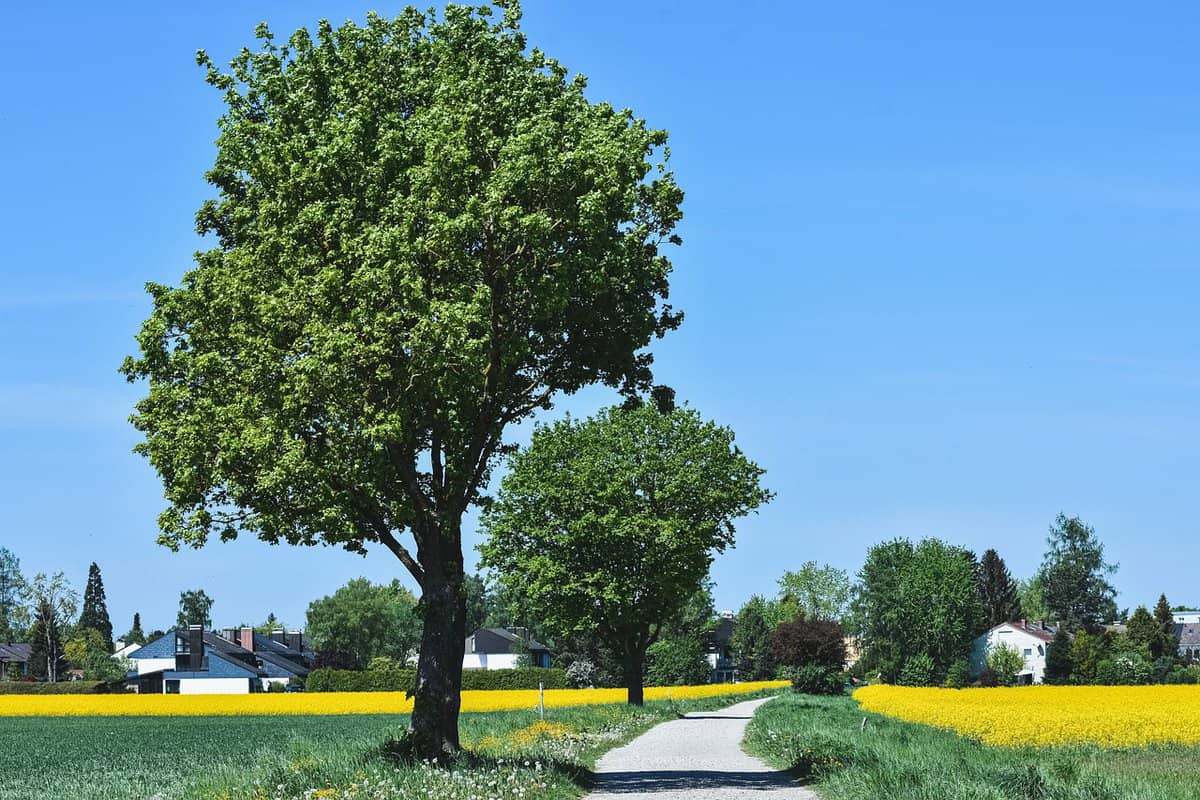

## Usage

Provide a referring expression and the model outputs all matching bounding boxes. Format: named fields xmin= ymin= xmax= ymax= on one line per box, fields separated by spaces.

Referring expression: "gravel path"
xmin=587 ymin=697 xmax=818 ymax=799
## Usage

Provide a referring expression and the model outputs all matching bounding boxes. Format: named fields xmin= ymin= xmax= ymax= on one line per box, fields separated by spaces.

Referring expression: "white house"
xmin=1174 ymin=611 xmax=1200 ymax=625
xmin=971 ymin=620 xmax=1056 ymax=684
xmin=463 ymin=627 xmax=551 ymax=670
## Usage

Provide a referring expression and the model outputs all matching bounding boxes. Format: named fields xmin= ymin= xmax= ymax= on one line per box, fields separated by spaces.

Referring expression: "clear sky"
xmin=2 ymin=2 xmax=1197 ymax=635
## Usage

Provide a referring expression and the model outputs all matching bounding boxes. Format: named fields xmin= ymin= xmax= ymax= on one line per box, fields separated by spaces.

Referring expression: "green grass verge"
xmin=0 ymin=688 xmax=783 ymax=800
xmin=744 ymin=692 xmax=1200 ymax=800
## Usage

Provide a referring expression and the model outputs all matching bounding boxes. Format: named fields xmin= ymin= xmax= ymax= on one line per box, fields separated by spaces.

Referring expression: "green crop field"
xmin=0 ymin=688 xmax=782 ymax=800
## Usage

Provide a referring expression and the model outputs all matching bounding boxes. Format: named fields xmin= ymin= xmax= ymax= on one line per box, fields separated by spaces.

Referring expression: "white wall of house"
xmin=463 ymin=653 xmax=519 ymax=670
xmin=178 ymin=677 xmax=253 ymax=694
xmin=1174 ymin=612 xmax=1200 ymax=625
xmin=134 ymin=658 xmax=176 ymax=675
xmin=971 ymin=625 xmax=1050 ymax=684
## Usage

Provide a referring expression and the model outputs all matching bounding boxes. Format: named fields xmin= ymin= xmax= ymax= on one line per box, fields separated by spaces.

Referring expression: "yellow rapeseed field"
xmin=854 ymin=684 xmax=1200 ymax=748
xmin=0 ymin=680 xmax=786 ymax=717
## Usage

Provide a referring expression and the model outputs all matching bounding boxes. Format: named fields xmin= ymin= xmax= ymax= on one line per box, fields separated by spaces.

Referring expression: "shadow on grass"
xmin=378 ymin=734 xmax=596 ymax=789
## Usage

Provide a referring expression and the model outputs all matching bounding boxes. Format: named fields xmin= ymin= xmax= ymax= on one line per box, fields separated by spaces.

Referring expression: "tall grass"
xmin=744 ymin=693 xmax=1200 ymax=800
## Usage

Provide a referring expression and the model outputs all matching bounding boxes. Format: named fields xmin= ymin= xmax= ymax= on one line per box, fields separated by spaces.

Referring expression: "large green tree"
xmin=78 ymin=562 xmax=114 ymax=652
xmin=176 ymin=589 xmax=214 ymax=630
xmin=480 ymin=403 xmax=770 ymax=704
xmin=853 ymin=538 xmax=983 ymax=681
xmin=978 ymin=549 xmax=1022 ymax=629
xmin=122 ymin=5 xmax=682 ymax=756
xmin=1154 ymin=594 xmax=1179 ymax=661
xmin=306 ymin=578 xmax=422 ymax=669
xmin=0 ymin=548 xmax=25 ymax=641
xmin=776 ymin=562 xmax=851 ymax=623
xmin=1037 ymin=514 xmax=1118 ymax=633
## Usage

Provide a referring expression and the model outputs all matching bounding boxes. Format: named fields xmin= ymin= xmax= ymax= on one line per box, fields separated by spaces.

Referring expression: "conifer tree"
xmin=1154 ymin=594 xmax=1179 ymax=661
xmin=123 ymin=612 xmax=146 ymax=646
xmin=78 ymin=562 xmax=114 ymax=651
xmin=978 ymin=549 xmax=1023 ymax=628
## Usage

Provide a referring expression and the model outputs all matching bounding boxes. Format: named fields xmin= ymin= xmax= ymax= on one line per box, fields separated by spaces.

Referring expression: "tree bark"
xmin=623 ymin=640 xmax=646 ymax=706
xmin=407 ymin=523 xmax=467 ymax=759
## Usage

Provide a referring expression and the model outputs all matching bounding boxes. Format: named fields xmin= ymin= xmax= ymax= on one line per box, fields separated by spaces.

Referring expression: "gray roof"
xmin=467 ymin=627 xmax=550 ymax=655
xmin=0 ymin=643 xmax=31 ymax=662
xmin=1176 ymin=623 xmax=1200 ymax=647
xmin=205 ymin=632 xmax=310 ymax=677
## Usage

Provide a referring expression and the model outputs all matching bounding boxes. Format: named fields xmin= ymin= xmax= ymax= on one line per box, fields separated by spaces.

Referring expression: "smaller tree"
xmin=645 ymin=637 xmax=711 ymax=686
xmin=480 ymin=403 xmax=771 ymax=705
xmin=730 ymin=595 xmax=776 ymax=681
xmin=306 ymin=578 xmax=421 ymax=669
xmin=768 ymin=616 xmax=846 ymax=670
xmin=978 ymin=549 xmax=1022 ymax=628
xmin=1154 ymin=594 xmax=1179 ymax=661
xmin=776 ymin=562 xmax=851 ymax=623
xmin=176 ymin=589 xmax=213 ymax=630
xmin=1126 ymin=606 xmax=1158 ymax=657
xmin=253 ymin=612 xmax=286 ymax=635
xmin=1044 ymin=627 xmax=1073 ymax=684
xmin=0 ymin=547 xmax=26 ymax=641
xmin=1069 ymin=630 xmax=1108 ymax=683
xmin=985 ymin=643 xmax=1025 ymax=687
xmin=78 ymin=563 xmax=114 ymax=652
xmin=898 ymin=653 xmax=937 ymax=687
xmin=25 ymin=573 xmax=77 ymax=682
xmin=122 ymin=613 xmax=146 ymax=646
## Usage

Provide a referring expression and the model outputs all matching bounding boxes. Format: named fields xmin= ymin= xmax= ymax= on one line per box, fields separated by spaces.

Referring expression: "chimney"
xmin=270 ymin=629 xmax=286 ymax=645
xmin=239 ymin=627 xmax=255 ymax=652
xmin=223 ymin=627 xmax=238 ymax=643
xmin=188 ymin=625 xmax=204 ymax=671
xmin=286 ymin=631 xmax=303 ymax=652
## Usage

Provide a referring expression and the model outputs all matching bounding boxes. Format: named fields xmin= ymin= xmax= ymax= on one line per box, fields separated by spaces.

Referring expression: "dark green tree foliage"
xmin=176 ymin=589 xmax=213 ymax=630
xmin=853 ymin=538 xmax=983 ymax=682
xmin=1044 ymin=626 xmax=1073 ymax=684
xmin=123 ymin=613 xmax=146 ymax=646
xmin=1155 ymin=594 xmax=1179 ymax=661
xmin=306 ymin=578 xmax=421 ymax=669
xmin=463 ymin=574 xmax=489 ymax=634
xmin=0 ymin=548 xmax=24 ymax=641
xmin=731 ymin=596 xmax=776 ymax=681
xmin=978 ymin=549 xmax=1023 ymax=629
xmin=122 ymin=5 xmax=683 ymax=756
xmin=480 ymin=404 xmax=770 ymax=705
xmin=1126 ymin=606 xmax=1158 ymax=657
xmin=1037 ymin=514 xmax=1118 ymax=633
xmin=645 ymin=637 xmax=711 ymax=686
xmin=78 ymin=563 xmax=114 ymax=652
xmin=768 ymin=616 xmax=846 ymax=670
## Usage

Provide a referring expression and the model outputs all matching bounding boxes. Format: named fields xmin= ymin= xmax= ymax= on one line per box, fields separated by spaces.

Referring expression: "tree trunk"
xmin=407 ymin=528 xmax=466 ymax=760
xmin=623 ymin=641 xmax=645 ymax=706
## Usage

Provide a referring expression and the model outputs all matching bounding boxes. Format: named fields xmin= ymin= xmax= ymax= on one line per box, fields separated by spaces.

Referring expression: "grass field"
xmin=0 ymin=687 xmax=784 ymax=800
xmin=744 ymin=692 xmax=1200 ymax=800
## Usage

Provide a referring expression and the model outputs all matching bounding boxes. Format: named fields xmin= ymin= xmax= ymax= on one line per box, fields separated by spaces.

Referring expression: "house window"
xmin=1023 ymin=649 xmax=1032 ymax=657
xmin=165 ymin=680 xmax=181 ymax=694
xmin=1037 ymin=645 xmax=1044 ymax=656
xmin=175 ymin=635 xmax=190 ymax=655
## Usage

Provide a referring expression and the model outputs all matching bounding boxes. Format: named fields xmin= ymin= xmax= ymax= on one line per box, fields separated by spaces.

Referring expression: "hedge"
xmin=305 ymin=667 xmax=567 ymax=693
xmin=0 ymin=681 xmax=112 ymax=694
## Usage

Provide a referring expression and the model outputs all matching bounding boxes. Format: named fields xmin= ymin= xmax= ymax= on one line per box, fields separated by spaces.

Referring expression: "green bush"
xmin=781 ymin=664 xmax=844 ymax=695
xmin=0 ymin=681 xmax=111 ymax=694
xmin=645 ymin=638 xmax=711 ymax=687
xmin=897 ymin=653 xmax=936 ymax=687
xmin=305 ymin=667 xmax=567 ymax=692
xmin=943 ymin=658 xmax=971 ymax=689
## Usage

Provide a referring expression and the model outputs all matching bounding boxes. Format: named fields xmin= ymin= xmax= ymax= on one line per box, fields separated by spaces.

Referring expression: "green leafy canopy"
xmin=120 ymin=3 xmax=683 ymax=583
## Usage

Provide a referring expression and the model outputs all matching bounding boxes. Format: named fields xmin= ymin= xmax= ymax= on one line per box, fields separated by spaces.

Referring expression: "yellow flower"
xmin=853 ymin=684 xmax=1200 ymax=748
xmin=0 ymin=681 xmax=787 ymax=717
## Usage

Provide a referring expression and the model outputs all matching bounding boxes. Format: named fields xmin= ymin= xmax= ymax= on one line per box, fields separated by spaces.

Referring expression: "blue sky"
xmin=2 ymin=2 xmax=1197 ymax=634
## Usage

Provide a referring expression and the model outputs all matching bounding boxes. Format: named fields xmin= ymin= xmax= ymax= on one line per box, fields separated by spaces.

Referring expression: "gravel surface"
xmin=587 ymin=697 xmax=818 ymax=799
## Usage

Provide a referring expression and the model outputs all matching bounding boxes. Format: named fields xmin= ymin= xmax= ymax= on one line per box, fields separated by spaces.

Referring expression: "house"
xmin=463 ymin=627 xmax=551 ymax=670
xmin=705 ymin=612 xmax=737 ymax=683
xmin=0 ymin=643 xmax=31 ymax=679
xmin=125 ymin=626 xmax=311 ymax=693
xmin=1174 ymin=611 xmax=1200 ymax=625
xmin=971 ymin=620 xmax=1056 ymax=684
xmin=1176 ymin=621 xmax=1200 ymax=662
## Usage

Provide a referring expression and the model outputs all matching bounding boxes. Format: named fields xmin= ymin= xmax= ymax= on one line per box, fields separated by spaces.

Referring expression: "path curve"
xmin=587 ymin=696 xmax=818 ymax=799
